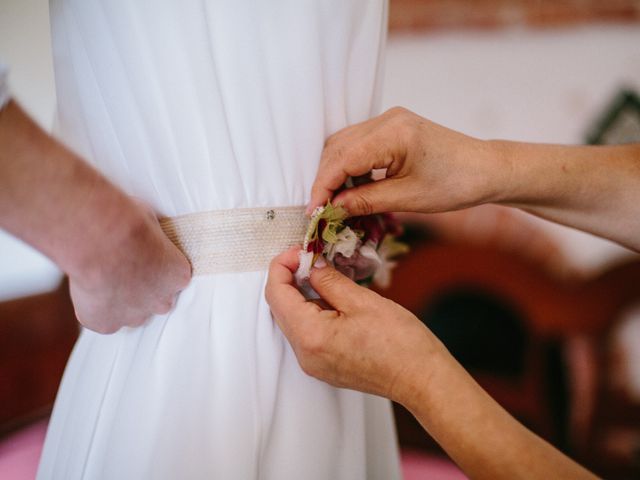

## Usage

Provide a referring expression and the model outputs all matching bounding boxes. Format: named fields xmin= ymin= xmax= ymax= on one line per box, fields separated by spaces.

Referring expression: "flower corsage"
xmin=295 ymin=199 xmax=409 ymax=294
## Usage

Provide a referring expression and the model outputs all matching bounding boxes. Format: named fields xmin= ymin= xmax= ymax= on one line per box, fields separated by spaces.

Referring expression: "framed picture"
xmin=587 ymin=90 xmax=640 ymax=145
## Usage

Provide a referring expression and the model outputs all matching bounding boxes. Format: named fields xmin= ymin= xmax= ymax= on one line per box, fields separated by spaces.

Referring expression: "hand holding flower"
xmin=266 ymin=246 xmax=439 ymax=403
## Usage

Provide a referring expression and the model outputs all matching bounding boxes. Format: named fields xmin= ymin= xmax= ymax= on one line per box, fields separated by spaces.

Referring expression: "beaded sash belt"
xmin=160 ymin=206 xmax=307 ymax=275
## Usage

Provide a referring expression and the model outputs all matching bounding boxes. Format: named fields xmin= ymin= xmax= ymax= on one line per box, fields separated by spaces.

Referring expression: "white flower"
xmin=372 ymin=234 xmax=409 ymax=288
xmin=324 ymin=226 xmax=360 ymax=261
xmin=373 ymin=259 xmax=396 ymax=289
xmin=295 ymin=250 xmax=315 ymax=284
xmin=359 ymin=240 xmax=383 ymax=268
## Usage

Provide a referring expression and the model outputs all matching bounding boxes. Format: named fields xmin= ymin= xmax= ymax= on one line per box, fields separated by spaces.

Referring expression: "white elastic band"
xmin=0 ymin=63 xmax=9 ymax=110
xmin=160 ymin=206 xmax=308 ymax=275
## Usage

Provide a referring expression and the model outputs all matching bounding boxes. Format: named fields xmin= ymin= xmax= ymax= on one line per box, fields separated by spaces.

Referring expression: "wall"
xmin=388 ymin=0 xmax=640 ymax=31
xmin=0 ymin=0 xmax=60 ymax=301
xmin=380 ymin=25 xmax=640 ymax=272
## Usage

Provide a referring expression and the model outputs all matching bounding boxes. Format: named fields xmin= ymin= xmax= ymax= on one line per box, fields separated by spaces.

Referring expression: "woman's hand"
xmin=265 ymin=246 xmax=441 ymax=403
xmin=309 ymin=106 xmax=640 ymax=251
xmin=308 ymin=107 xmax=504 ymax=216
xmin=266 ymin=246 xmax=598 ymax=480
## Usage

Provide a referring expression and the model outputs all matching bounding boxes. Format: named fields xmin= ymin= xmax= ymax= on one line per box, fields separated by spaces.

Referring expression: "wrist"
xmin=390 ymin=334 xmax=451 ymax=411
xmin=476 ymin=139 xmax=515 ymax=205
xmin=65 ymin=194 xmax=152 ymax=289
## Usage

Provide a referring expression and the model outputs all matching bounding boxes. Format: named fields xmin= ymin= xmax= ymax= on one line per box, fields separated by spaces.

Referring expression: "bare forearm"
xmin=0 ymin=100 xmax=145 ymax=280
xmin=266 ymin=249 xmax=597 ymax=478
xmin=400 ymin=347 xmax=597 ymax=479
xmin=491 ymin=140 xmax=640 ymax=251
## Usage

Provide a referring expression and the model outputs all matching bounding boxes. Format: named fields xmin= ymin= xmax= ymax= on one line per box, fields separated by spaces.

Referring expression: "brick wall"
xmin=389 ymin=0 xmax=640 ymax=31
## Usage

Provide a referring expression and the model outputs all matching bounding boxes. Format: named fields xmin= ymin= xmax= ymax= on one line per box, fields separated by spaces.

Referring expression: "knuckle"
xmin=266 ymin=258 xmax=277 ymax=279
xmin=310 ymin=183 xmax=322 ymax=197
xmin=329 ymin=145 xmax=347 ymax=164
xmin=264 ymin=283 xmax=275 ymax=305
xmin=90 ymin=322 xmax=119 ymax=335
xmin=322 ymin=138 xmax=344 ymax=162
xmin=348 ymin=144 xmax=368 ymax=164
xmin=129 ymin=317 xmax=147 ymax=329
xmin=390 ymin=109 xmax=410 ymax=128
xmin=298 ymin=357 xmax=318 ymax=378
xmin=352 ymin=192 xmax=374 ymax=215
xmin=179 ymin=267 xmax=192 ymax=288
xmin=386 ymin=106 xmax=408 ymax=118
xmin=312 ymin=268 xmax=339 ymax=290
xmin=298 ymin=328 xmax=326 ymax=357
xmin=385 ymin=106 xmax=414 ymax=132
xmin=324 ymin=132 xmax=340 ymax=148
xmin=349 ymin=288 xmax=370 ymax=308
xmin=155 ymin=299 xmax=174 ymax=314
xmin=172 ymin=257 xmax=192 ymax=286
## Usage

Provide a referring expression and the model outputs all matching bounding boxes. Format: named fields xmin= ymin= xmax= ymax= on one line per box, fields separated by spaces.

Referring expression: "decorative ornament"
xmin=295 ymin=179 xmax=409 ymax=293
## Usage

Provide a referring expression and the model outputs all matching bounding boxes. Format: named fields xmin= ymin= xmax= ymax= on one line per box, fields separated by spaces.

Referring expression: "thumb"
xmin=309 ymin=265 xmax=370 ymax=312
xmin=333 ymin=177 xmax=404 ymax=216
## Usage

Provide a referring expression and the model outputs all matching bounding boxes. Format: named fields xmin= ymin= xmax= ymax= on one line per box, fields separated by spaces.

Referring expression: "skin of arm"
xmin=308 ymin=107 xmax=640 ymax=251
xmin=0 ymin=100 xmax=191 ymax=333
xmin=265 ymin=247 xmax=598 ymax=480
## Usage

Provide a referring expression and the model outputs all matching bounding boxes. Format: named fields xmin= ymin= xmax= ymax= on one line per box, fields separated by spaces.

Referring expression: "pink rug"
xmin=401 ymin=449 xmax=467 ymax=480
xmin=0 ymin=419 xmax=47 ymax=480
xmin=0 ymin=420 xmax=466 ymax=479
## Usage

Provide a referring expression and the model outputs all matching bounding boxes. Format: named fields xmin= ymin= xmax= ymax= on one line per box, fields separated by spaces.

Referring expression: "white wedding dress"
xmin=38 ymin=1 xmax=400 ymax=479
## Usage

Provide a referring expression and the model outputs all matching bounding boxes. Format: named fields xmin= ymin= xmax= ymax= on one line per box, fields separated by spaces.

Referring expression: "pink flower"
xmin=333 ymin=240 xmax=382 ymax=281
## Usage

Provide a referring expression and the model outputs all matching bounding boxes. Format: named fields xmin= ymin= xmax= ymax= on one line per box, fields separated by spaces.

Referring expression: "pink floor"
xmin=0 ymin=419 xmax=466 ymax=479
xmin=401 ymin=450 xmax=467 ymax=480
xmin=0 ymin=420 xmax=46 ymax=480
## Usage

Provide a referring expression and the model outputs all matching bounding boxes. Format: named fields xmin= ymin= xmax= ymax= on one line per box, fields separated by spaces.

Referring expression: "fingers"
xmin=331 ymin=177 xmax=406 ymax=216
xmin=129 ymin=196 xmax=155 ymax=215
xmin=309 ymin=264 xmax=371 ymax=312
xmin=165 ymin=245 xmax=193 ymax=291
xmin=275 ymin=244 xmax=303 ymax=272
xmin=308 ymin=132 xmax=396 ymax=214
xmin=265 ymin=247 xmax=322 ymax=340
xmin=308 ymin=109 xmax=412 ymax=214
xmin=308 ymin=151 xmax=374 ymax=214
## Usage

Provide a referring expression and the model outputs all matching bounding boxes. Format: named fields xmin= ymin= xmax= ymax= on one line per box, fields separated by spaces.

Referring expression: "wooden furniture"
xmin=378 ymin=233 xmax=640 ymax=478
xmin=0 ymin=280 xmax=78 ymax=437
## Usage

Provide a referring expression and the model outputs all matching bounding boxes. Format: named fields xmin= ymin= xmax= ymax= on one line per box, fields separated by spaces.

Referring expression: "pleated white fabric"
xmin=38 ymin=1 xmax=401 ymax=479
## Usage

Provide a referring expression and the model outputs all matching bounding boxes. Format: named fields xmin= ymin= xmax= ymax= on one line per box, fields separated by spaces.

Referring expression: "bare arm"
xmin=0 ymin=100 xmax=191 ymax=333
xmin=265 ymin=248 xmax=598 ymax=479
xmin=494 ymin=140 xmax=640 ymax=251
xmin=404 ymin=336 xmax=597 ymax=479
xmin=309 ymin=107 xmax=640 ymax=251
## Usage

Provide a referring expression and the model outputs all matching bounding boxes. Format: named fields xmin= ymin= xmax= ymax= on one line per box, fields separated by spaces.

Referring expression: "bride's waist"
xmin=160 ymin=205 xmax=307 ymax=276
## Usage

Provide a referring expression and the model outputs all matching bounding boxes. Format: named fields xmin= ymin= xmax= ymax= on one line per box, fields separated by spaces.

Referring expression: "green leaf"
xmin=303 ymin=200 xmax=349 ymax=249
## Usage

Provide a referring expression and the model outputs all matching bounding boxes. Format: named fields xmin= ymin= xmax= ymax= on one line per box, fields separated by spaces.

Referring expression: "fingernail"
xmin=313 ymin=257 xmax=327 ymax=269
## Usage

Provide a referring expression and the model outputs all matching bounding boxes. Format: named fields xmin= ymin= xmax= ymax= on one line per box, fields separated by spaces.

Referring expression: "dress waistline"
xmin=160 ymin=206 xmax=307 ymax=275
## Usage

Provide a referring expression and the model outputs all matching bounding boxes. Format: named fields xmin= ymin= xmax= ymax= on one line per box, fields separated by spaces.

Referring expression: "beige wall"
xmin=0 ymin=0 xmax=55 ymax=128
xmin=381 ymin=25 xmax=640 ymax=272
xmin=0 ymin=0 xmax=60 ymax=301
